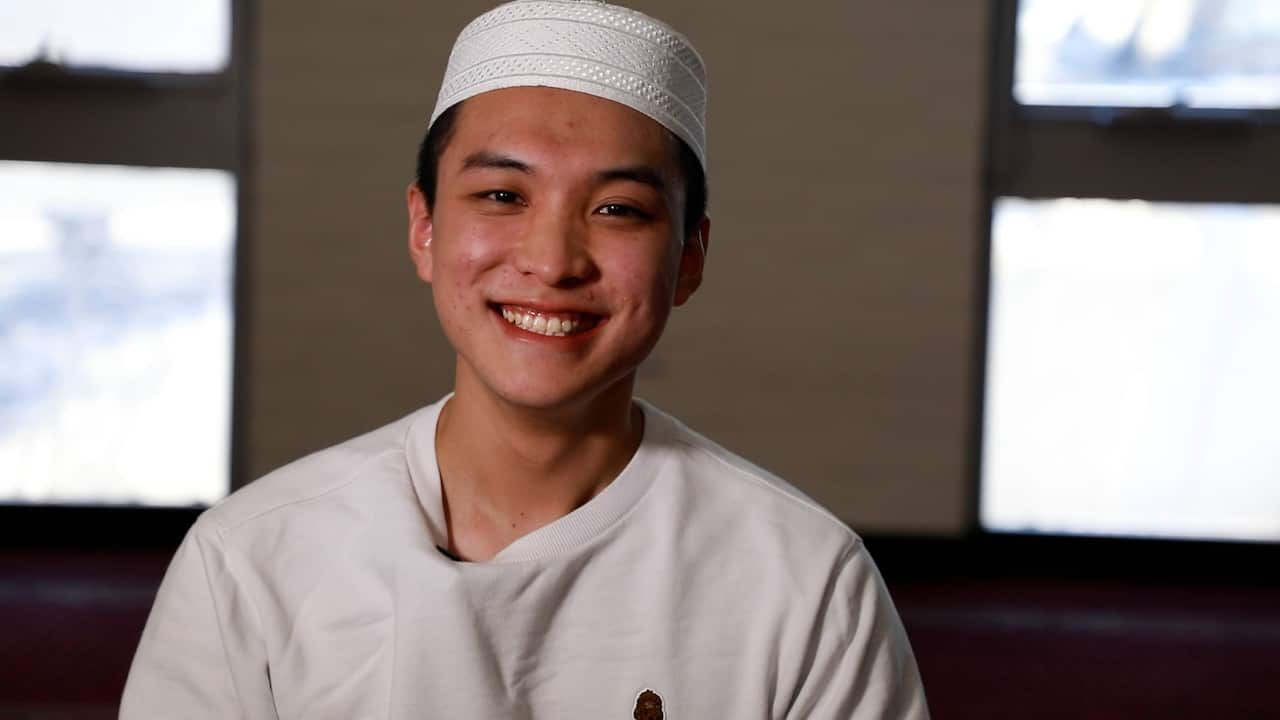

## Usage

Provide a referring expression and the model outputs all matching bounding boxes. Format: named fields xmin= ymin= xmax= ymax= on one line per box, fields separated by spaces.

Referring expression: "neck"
xmin=435 ymin=370 xmax=644 ymax=562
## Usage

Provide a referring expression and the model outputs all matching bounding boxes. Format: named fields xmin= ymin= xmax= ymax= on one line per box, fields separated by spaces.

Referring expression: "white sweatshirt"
xmin=121 ymin=398 xmax=929 ymax=719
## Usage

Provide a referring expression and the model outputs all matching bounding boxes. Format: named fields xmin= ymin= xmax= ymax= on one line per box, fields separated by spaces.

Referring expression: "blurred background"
xmin=1 ymin=0 xmax=1277 ymax=717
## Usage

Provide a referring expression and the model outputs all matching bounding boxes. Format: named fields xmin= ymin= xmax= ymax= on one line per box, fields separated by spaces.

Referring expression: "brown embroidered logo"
xmin=633 ymin=688 xmax=664 ymax=720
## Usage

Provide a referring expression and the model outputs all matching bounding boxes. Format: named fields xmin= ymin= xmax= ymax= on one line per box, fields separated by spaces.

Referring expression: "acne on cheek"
xmin=458 ymin=251 xmax=484 ymax=272
xmin=456 ymin=229 xmax=504 ymax=269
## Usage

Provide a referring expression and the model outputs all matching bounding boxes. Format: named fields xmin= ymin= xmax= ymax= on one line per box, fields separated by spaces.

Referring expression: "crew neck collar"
xmin=405 ymin=396 xmax=670 ymax=564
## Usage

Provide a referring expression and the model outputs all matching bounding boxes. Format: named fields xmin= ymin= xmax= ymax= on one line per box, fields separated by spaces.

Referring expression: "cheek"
xmin=642 ymin=241 xmax=685 ymax=301
xmin=436 ymin=222 xmax=510 ymax=286
xmin=609 ymin=256 xmax=663 ymax=307
xmin=429 ymin=226 xmax=510 ymax=333
xmin=610 ymin=245 xmax=681 ymax=322
xmin=458 ymin=223 xmax=508 ymax=267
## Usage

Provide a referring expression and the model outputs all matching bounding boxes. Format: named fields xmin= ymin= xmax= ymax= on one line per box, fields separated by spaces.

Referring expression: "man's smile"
xmin=494 ymin=303 xmax=604 ymax=337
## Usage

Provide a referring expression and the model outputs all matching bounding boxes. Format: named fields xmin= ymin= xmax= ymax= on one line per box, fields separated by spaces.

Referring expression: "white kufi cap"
xmin=430 ymin=0 xmax=707 ymax=170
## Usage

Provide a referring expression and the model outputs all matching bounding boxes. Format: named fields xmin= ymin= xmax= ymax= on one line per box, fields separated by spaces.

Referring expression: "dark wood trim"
xmin=864 ymin=532 xmax=1280 ymax=588
xmin=0 ymin=505 xmax=200 ymax=550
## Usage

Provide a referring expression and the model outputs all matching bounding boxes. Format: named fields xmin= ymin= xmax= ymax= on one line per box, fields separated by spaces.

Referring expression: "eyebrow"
xmin=461 ymin=152 xmax=667 ymax=194
xmin=597 ymin=166 xmax=667 ymax=194
xmin=461 ymin=151 xmax=533 ymax=174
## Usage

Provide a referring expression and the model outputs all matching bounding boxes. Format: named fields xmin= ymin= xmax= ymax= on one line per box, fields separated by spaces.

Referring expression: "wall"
xmin=248 ymin=0 xmax=988 ymax=534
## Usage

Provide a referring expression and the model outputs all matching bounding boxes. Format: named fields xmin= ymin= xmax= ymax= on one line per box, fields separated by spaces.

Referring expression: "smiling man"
xmin=122 ymin=1 xmax=928 ymax=718
xmin=407 ymin=83 xmax=709 ymax=563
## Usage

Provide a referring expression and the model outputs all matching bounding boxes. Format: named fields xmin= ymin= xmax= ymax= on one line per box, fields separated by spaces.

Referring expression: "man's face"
xmin=407 ymin=86 xmax=709 ymax=413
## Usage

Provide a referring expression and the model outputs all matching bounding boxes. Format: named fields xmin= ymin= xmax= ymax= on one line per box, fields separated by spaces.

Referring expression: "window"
xmin=1014 ymin=0 xmax=1280 ymax=108
xmin=979 ymin=0 xmax=1280 ymax=543
xmin=0 ymin=1 xmax=245 ymax=518
xmin=1 ymin=162 xmax=235 ymax=505
xmin=0 ymin=0 xmax=231 ymax=74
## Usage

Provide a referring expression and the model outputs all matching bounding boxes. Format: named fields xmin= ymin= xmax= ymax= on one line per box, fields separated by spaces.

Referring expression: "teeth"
xmin=499 ymin=306 xmax=589 ymax=337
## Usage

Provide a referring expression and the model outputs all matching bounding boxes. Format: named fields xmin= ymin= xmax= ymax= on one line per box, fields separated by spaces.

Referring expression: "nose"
xmin=513 ymin=207 xmax=598 ymax=287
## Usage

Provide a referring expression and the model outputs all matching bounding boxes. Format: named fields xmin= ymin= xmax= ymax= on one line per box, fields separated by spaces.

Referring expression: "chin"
xmin=449 ymin=321 xmax=662 ymax=415
xmin=455 ymin=355 xmax=641 ymax=415
xmin=494 ymin=373 xmax=636 ymax=414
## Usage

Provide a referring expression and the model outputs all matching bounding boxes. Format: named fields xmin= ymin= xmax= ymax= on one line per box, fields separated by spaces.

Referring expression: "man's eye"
xmin=482 ymin=190 xmax=522 ymax=204
xmin=597 ymin=203 xmax=651 ymax=219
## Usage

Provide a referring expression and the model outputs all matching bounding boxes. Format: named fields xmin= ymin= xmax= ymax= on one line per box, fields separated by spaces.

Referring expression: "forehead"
xmin=444 ymin=87 xmax=678 ymax=168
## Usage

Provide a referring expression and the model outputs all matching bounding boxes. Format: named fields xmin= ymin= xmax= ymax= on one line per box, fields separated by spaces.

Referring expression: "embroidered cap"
xmin=430 ymin=0 xmax=708 ymax=170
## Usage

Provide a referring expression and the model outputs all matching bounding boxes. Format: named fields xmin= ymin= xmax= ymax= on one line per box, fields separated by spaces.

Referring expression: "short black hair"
xmin=415 ymin=102 xmax=707 ymax=238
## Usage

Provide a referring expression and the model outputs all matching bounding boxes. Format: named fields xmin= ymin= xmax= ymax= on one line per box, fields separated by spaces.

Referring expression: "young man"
xmin=122 ymin=1 xmax=929 ymax=717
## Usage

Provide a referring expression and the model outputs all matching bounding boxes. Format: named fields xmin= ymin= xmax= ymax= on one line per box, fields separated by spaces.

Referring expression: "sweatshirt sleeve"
xmin=120 ymin=519 xmax=279 ymax=720
xmin=785 ymin=542 xmax=930 ymax=720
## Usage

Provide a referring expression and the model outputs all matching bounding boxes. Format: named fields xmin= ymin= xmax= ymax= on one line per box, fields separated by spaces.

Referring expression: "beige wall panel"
xmin=249 ymin=0 xmax=988 ymax=534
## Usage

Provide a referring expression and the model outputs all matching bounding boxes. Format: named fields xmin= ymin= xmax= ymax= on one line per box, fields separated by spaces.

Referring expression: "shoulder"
xmin=639 ymin=401 xmax=860 ymax=562
xmin=198 ymin=404 xmax=434 ymax=535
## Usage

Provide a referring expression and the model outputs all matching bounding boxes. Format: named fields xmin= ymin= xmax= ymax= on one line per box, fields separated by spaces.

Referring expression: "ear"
xmin=407 ymin=183 xmax=435 ymax=283
xmin=674 ymin=215 xmax=710 ymax=307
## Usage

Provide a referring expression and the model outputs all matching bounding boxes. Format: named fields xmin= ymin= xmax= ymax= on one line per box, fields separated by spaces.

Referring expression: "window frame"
xmin=988 ymin=0 xmax=1280 ymax=206
xmin=0 ymin=0 xmax=251 ymax=546
xmin=973 ymin=0 xmax=1280 ymax=548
